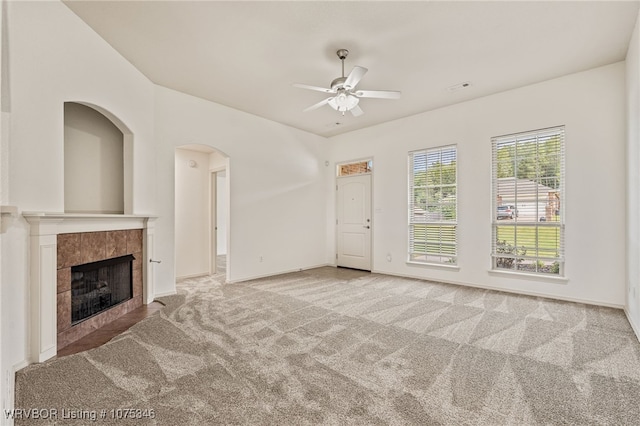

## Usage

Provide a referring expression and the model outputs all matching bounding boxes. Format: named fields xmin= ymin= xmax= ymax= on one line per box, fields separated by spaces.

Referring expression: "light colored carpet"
xmin=15 ymin=267 xmax=640 ymax=425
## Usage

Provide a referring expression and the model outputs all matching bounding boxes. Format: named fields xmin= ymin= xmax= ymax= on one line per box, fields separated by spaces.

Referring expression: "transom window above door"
xmin=337 ymin=160 xmax=372 ymax=176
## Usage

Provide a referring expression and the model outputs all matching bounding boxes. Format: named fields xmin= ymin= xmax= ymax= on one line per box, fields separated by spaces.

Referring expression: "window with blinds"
xmin=408 ymin=145 xmax=457 ymax=265
xmin=492 ymin=126 xmax=564 ymax=275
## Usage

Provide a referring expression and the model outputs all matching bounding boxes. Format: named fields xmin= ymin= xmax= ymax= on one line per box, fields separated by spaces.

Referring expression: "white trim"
xmin=153 ymin=290 xmax=178 ymax=299
xmin=228 ymin=263 xmax=331 ymax=284
xmin=0 ymin=205 xmax=17 ymax=216
xmin=335 ymin=157 xmax=373 ymax=177
xmin=211 ymin=172 xmax=218 ymax=268
xmin=488 ymin=268 xmax=568 ymax=283
xmin=22 ymin=213 xmax=156 ymax=234
xmin=224 ymin=263 xmax=616 ymax=310
xmin=491 ymin=126 xmax=565 ymax=276
xmin=336 ymin=161 xmax=374 ymax=272
xmin=176 ymin=272 xmax=209 ymax=280
xmin=624 ymin=309 xmax=640 ymax=343
xmin=406 ymin=261 xmax=460 ymax=271
xmin=370 ymin=269 xmax=622 ymax=309
xmin=408 ymin=145 xmax=458 ymax=266
xmin=3 ymin=361 xmax=29 ymax=426
xmin=12 ymin=360 xmax=29 ymax=371
xmin=21 ymin=213 xmax=157 ymax=362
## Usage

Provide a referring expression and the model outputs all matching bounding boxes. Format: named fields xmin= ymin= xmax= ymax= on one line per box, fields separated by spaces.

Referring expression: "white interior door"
xmin=337 ymin=174 xmax=372 ymax=271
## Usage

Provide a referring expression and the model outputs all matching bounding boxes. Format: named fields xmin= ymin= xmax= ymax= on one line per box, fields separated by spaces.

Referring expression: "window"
xmin=337 ymin=160 xmax=372 ymax=176
xmin=408 ymin=145 xmax=457 ymax=264
xmin=492 ymin=126 xmax=564 ymax=275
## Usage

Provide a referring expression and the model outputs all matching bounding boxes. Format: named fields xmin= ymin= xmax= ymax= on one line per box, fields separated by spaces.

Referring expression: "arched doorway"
xmin=174 ymin=144 xmax=229 ymax=280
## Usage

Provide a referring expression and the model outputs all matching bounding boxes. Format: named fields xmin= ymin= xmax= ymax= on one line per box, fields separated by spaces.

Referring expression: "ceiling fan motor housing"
xmin=336 ymin=49 xmax=349 ymax=60
xmin=331 ymin=77 xmax=347 ymax=91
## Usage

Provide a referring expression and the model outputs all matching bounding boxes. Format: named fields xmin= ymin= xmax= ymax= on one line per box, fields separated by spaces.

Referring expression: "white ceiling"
xmin=62 ymin=0 xmax=640 ymax=137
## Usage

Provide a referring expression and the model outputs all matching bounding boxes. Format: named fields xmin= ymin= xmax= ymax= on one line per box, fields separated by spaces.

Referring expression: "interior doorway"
xmin=211 ymin=168 xmax=227 ymax=276
xmin=174 ymin=145 xmax=229 ymax=281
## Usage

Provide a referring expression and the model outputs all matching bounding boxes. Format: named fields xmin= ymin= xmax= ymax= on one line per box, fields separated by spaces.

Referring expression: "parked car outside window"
xmin=497 ymin=205 xmax=518 ymax=219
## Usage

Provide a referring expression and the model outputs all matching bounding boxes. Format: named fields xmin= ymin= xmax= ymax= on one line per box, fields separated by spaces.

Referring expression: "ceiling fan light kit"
xmin=294 ymin=49 xmax=401 ymax=117
xmin=328 ymin=92 xmax=359 ymax=112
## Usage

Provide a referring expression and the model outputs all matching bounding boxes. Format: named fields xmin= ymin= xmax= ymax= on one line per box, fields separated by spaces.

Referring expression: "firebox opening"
xmin=71 ymin=254 xmax=135 ymax=324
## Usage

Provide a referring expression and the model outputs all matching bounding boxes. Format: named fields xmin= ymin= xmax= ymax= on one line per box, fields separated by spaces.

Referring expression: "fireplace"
xmin=23 ymin=213 xmax=157 ymax=363
xmin=56 ymin=228 xmax=145 ymax=350
xmin=71 ymin=255 xmax=135 ymax=324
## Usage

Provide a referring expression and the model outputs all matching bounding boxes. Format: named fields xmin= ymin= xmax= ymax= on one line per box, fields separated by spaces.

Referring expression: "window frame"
xmin=408 ymin=145 xmax=458 ymax=266
xmin=491 ymin=126 xmax=565 ymax=277
xmin=336 ymin=159 xmax=373 ymax=177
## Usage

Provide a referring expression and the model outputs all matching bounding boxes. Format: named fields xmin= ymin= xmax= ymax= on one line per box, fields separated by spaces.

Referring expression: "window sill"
xmin=488 ymin=269 xmax=568 ymax=283
xmin=406 ymin=261 xmax=460 ymax=271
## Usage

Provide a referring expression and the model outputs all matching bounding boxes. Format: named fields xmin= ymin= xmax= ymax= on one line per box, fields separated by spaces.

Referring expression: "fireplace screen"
xmin=71 ymin=254 xmax=134 ymax=324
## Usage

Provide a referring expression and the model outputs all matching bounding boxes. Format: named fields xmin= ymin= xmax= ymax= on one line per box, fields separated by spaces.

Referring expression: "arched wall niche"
xmin=63 ymin=101 xmax=133 ymax=214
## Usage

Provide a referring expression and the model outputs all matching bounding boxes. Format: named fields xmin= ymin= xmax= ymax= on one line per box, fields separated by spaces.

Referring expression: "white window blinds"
xmin=491 ymin=126 xmax=565 ymax=275
xmin=408 ymin=145 xmax=457 ymax=264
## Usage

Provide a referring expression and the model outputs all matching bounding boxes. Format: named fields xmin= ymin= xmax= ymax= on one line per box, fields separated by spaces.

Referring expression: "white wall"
xmin=1 ymin=2 xmax=156 ymax=422
xmin=328 ymin=62 xmax=627 ymax=307
xmin=154 ymin=85 xmax=329 ymax=286
xmin=0 ymin=0 xmax=7 ymax=419
xmin=174 ymin=148 xmax=211 ymax=278
xmin=0 ymin=0 xmax=635 ymax=419
xmin=626 ymin=11 xmax=640 ymax=339
xmin=7 ymin=3 xmax=156 ymax=214
xmin=64 ymin=102 xmax=124 ymax=214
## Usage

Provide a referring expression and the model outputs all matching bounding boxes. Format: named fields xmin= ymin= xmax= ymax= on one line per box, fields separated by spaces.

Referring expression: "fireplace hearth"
xmin=71 ymin=254 xmax=134 ymax=324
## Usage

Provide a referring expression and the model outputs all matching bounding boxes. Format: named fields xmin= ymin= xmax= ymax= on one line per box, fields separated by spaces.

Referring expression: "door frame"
xmin=335 ymin=158 xmax=373 ymax=271
xmin=210 ymin=166 xmax=226 ymax=275
xmin=209 ymin=170 xmax=217 ymax=275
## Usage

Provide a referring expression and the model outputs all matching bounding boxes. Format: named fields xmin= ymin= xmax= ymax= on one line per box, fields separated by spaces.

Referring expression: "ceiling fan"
xmin=293 ymin=49 xmax=401 ymax=117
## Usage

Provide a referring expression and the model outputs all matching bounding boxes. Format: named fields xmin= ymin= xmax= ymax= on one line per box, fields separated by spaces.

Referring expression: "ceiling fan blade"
xmin=355 ymin=90 xmax=401 ymax=99
xmin=303 ymin=97 xmax=332 ymax=112
xmin=350 ymin=105 xmax=364 ymax=117
xmin=344 ymin=66 xmax=368 ymax=89
xmin=293 ymin=83 xmax=334 ymax=94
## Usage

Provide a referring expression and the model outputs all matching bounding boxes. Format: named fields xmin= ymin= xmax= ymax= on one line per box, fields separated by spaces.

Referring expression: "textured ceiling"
xmin=63 ymin=1 xmax=640 ymax=137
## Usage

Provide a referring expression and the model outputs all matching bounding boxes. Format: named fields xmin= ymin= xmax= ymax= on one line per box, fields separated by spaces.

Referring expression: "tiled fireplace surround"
xmin=23 ymin=214 xmax=156 ymax=363
xmin=56 ymin=229 xmax=144 ymax=350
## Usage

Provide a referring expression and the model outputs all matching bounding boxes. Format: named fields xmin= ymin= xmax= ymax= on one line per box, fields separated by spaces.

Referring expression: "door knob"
xmin=364 ymin=225 xmax=370 ymax=229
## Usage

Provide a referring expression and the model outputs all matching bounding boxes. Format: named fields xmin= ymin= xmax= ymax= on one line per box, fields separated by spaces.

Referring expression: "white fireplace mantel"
xmin=23 ymin=212 xmax=157 ymax=363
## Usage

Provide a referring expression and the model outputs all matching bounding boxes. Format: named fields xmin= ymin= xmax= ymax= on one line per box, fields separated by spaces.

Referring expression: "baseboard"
xmin=229 ymin=263 xmax=623 ymax=308
xmin=2 ymin=360 xmax=29 ymax=426
xmin=370 ymin=268 xmax=625 ymax=309
xmin=153 ymin=290 xmax=178 ymax=298
xmin=624 ymin=308 xmax=640 ymax=342
xmin=176 ymin=272 xmax=209 ymax=280
xmin=12 ymin=360 xmax=29 ymax=374
xmin=227 ymin=263 xmax=331 ymax=284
